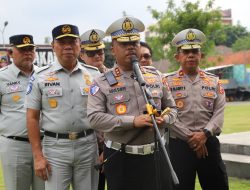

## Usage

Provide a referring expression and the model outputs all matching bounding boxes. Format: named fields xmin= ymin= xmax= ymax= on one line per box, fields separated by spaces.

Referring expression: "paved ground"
xmin=218 ymin=131 xmax=250 ymax=146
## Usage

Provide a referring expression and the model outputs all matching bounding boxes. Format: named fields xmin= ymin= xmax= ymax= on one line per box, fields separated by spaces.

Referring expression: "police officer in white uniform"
xmin=0 ymin=34 xmax=44 ymax=190
xmin=166 ymin=29 xmax=229 ymax=190
xmin=87 ymin=17 xmax=177 ymax=190
xmin=79 ymin=29 xmax=108 ymax=73
xmin=26 ymin=24 xmax=99 ymax=190
xmin=79 ymin=29 xmax=108 ymax=190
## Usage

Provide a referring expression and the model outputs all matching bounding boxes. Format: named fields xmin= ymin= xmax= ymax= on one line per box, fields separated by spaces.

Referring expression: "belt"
xmin=6 ymin=136 xmax=29 ymax=142
xmin=44 ymin=129 xmax=94 ymax=140
xmin=105 ymin=136 xmax=166 ymax=155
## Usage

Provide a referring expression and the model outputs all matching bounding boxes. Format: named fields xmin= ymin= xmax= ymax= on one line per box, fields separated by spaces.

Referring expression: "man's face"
xmin=175 ymin=48 xmax=202 ymax=73
xmin=80 ymin=49 xmax=105 ymax=68
xmin=111 ymin=40 xmax=140 ymax=67
xmin=139 ymin=46 xmax=152 ymax=66
xmin=52 ymin=37 xmax=81 ymax=63
xmin=10 ymin=46 xmax=35 ymax=69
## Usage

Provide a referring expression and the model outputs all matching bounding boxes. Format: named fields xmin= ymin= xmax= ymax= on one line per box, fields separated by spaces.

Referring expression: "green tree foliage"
xmin=104 ymin=41 xmax=115 ymax=68
xmin=232 ymin=35 xmax=250 ymax=51
xmin=147 ymin=0 xmax=223 ymax=71
xmin=214 ymin=25 xmax=249 ymax=47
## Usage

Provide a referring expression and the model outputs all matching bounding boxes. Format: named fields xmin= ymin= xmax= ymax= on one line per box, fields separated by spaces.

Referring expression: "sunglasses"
xmin=140 ymin=53 xmax=152 ymax=60
xmin=179 ymin=49 xmax=200 ymax=55
xmin=85 ymin=50 xmax=104 ymax=57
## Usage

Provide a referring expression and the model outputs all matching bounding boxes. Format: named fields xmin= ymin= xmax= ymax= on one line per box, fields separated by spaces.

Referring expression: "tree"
xmin=232 ymin=35 xmax=250 ymax=51
xmin=147 ymin=0 xmax=223 ymax=71
xmin=104 ymin=41 xmax=115 ymax=68
xmin=214 ymin=25 xmax=249 ymax=47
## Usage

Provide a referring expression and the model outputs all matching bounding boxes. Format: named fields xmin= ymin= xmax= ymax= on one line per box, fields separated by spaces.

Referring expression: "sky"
xmin=0 ymin=0 xmax=249 ymax=44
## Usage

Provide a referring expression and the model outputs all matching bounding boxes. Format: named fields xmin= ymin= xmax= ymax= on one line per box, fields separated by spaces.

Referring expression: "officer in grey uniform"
xmin=166 ymin=28 xmax=229 ymax=190
xmin=0 ymin=35 xmax=44 ymax=190
xmin=79 ymin=29 xmax=108 ymax=73
xmin=25 ymin=24 xmax=99 ymax=190
xmin=80 ymin=29 xmax=108 ymax=190
xmin=87 ymin=17 xmax=177 ymax=190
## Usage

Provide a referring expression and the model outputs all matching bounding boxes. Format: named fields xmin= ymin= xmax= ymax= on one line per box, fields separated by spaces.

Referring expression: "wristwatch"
xmin=203 ymin=129 xmax=212 ymax=138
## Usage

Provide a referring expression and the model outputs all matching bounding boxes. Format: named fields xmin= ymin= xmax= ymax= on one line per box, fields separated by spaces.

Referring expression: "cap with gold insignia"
xmin=106 ymin=16 xmax=145 ymax=42
xmin=52 ymin=24 xmax=79 ymax=40
xmin=171 ymin=28 xmax=206 ymax=49
xmin=80 ymin=29 xmax=105 ymax=51
xmin=9 ymin=34 xmax=35 ymax=48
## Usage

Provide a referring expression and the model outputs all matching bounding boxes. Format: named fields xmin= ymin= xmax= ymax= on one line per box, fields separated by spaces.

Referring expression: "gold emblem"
xmin=186 ymin=30 xmax=196 ymax=41
xmin=176 ymin=100 xmax=184 ymax=109
xmin=116 ymin=104 xmax=127 ymax=115
xmin=84 ymin=87 xmax=90 ymax=93
xmin=12 ymin=94 xmax=21 ymax=102
xmin=62 ymin=25 xmax=71 ymax=34
xmin=46 ymin=77 xmax=58 ymax=81
xmin=122 ymin=18 xmax=134 ymax=31
xmin=89 ymin=30 xmax=100 ymax=43
xmin=48 ymin=99 xmax=57 ymax=108
xmin=23 ymin=37 xmax=31 ymax=44
xmin=69 ymin=132 xmax=78 ymax=140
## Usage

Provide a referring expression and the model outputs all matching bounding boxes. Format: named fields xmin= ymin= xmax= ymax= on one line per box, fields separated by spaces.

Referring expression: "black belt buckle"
xmin=69 ymin=132 xmax=78 ymax=140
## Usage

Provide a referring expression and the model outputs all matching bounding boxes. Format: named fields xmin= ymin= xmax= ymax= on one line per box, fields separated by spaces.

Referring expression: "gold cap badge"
xmin=23 ymin=37 xmax=31 ymax=44
xmin=62 ymin=25 xmax=71 ymax=34
xmin=122 ymin=18 xmax=134 ymax=32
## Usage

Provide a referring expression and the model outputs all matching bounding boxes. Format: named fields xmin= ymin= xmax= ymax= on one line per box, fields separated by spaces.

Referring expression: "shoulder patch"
xmin=82 ymin=63 xmax=99 ymax=71
xmin=35 ymin=65 xmax=50 ymax=73
xmin=0 ymin=66 xmax=8 ymax=72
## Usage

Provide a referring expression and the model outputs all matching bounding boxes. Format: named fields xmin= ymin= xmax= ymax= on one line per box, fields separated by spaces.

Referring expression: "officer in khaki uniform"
xmin=26 ymin=24 xmax=99 ymax=190
xmin=0 ymin=35 xmax=44 ymax=190
xmin=166 ymin=28 xmax=229 ymax=190
xmin=79 ymin=29 xmax=108 ymax=190
xmin=79 ymin=29 xmax=108 ymax=73
xmin=87 ymin=17 xmax=177 ymax=190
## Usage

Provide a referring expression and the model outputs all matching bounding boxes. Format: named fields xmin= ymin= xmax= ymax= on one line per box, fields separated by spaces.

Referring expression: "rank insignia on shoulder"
xmin=90 ymin=84 xmax=100 ymax=95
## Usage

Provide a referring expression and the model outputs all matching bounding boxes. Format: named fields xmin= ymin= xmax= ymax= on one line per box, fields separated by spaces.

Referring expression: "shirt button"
xmin=71 ymin=89 xmax=73 ymax=92
xmin=71 ymin=105 xmax=74 ymax=109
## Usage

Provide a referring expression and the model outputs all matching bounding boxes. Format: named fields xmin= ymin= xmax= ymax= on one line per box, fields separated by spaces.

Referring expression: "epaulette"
xmin=35 ymin=65 xmax=50 ymax=73
xmin=82 ymin=63 xmax=99 ymax=71
xmin=143 ymin=66 xmax=158 ymax=75
xmin=203 ymin=71 xmax=218 ymax=78
xmin=0 ymin=66 xmax=8 ymax=72
xmin=164 ymin=71 xmax=177 ymax=77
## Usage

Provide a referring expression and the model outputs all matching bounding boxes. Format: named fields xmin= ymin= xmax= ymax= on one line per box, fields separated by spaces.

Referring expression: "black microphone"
xmin=131 ymin=55 xmax=146 ymax=86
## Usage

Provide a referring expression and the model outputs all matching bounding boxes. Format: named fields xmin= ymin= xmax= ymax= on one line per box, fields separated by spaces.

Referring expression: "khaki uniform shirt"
xmin=165 ymin=69 xmax=226 ymax=141
xmin=26 ymin=61 xmax=100 ymax=133
xmin=87 ymin=65 xmax=177 ymax=145
xmin=0 ymin=63 xmax=35 ymax=137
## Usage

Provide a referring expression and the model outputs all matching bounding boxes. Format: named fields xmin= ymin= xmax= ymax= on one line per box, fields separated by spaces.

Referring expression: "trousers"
xmin=169 ymin=136 xmax=229 ymax=190
xmin=42 ymin=133 xmax=99 ymax=190
xmin=0 ymin=136 xmax=44 ymax=190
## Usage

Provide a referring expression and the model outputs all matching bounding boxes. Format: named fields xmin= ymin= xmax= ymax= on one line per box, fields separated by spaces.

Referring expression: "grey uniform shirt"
xmin=166 ymin=68 xmax=226 ymax=141
xmin=87 ymin=65 xmax=177 ymax=145
xmin=25 ymin=61 xmax=100 ymax=133
xmin=0 ymin=64 xmax=35 ymax=137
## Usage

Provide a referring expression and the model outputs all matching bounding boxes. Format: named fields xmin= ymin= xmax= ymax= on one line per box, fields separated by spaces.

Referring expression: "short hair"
xmin=140 ymin=41 xmax=153 ymax=56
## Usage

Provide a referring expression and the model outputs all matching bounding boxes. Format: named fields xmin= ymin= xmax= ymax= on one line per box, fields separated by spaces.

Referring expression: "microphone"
xmin=131 ymin=55 xmax=146 ymax=86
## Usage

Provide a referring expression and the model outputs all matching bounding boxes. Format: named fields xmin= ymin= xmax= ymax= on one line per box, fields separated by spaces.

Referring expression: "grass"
xmin=223 ymin=102 xmax=250 ymax=134
xmin=0 ymin=102 xmax=250 ymax=189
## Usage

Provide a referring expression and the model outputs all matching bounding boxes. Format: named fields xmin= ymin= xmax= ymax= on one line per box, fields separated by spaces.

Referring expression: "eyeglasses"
xmin=140 ymin=53 xmax=151 ymax=60
xmin=179 ymin=49 xmax=200 ymax=55
xmin=85 ymin=50 xmax=104 ymax=57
